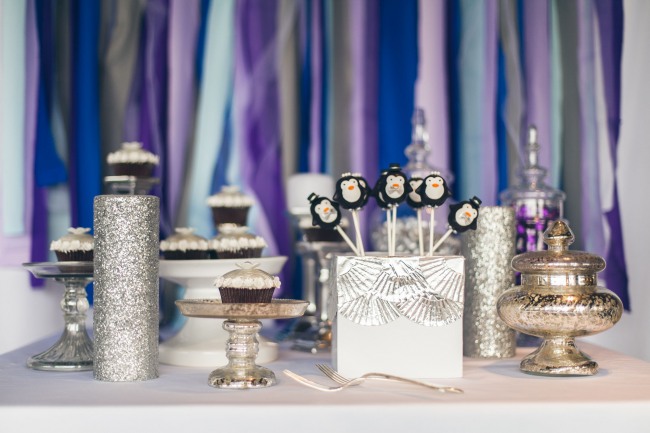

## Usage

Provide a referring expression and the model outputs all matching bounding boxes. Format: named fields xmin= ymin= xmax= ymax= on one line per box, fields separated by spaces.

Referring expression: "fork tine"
xmin=282 ymin=370 xmax=349 ymax=392
xmin=316 ymin=364 xmax=349 ymax=384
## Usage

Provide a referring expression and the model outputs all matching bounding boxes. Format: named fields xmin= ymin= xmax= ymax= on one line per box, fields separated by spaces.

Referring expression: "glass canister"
xmin=499 ymin=126 xmax=565 ymax=256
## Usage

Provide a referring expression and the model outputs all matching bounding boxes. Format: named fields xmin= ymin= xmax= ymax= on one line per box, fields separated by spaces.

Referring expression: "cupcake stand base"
xmin=176 ymin=299 xmax=308 ymax=389
xmin=158 ymin=257 xmax=287 ymax=367
xmin=22 ymin=262 xmax=94 ymax=371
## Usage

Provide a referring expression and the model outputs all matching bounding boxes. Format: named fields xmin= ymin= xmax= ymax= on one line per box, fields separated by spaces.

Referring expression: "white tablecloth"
xmin=1 ymin=336 xmax=650 ymax=433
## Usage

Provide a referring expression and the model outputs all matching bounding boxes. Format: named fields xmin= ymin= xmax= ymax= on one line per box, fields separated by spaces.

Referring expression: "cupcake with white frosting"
xmin=107 ymin=141 xmax=159 ymax=177
xmin=160 ymin=228 xmax=210 ymax=260
xmin=206 ymin=186 xmax=254 ymax=227
xmin=214 ymin=262 xmax=281 ymax=303
xmin=50 ymin=227 xmax=94 ymax=262
xmin=209 ymin=224 xmax=267 ymax=259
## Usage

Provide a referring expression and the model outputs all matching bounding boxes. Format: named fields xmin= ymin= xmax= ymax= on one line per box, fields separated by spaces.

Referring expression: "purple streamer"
xmin=594 ymin=0 xmax=629 ymax=309
xmin=349 ymin=0 xmax=379 ymax=242
xmin=235 ymin=0 xmax=291 ymax=292
xmin=522 ymin=0 xmax=552 ymax=178
xmin=167 ymin=0 xmax=199 ymax=226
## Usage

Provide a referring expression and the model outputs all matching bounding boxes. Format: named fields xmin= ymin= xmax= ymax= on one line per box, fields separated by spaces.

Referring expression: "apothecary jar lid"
xmin=511 ymin=219 xmax=605 ymax=277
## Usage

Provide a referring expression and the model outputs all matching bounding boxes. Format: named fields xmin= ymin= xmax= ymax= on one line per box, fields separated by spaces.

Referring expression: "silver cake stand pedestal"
xmin=22 ymin=262 xmax=94 ymax=371
xmin=176 ymin=299 xmax=308 ymax=389
xmin=158 ymin=257 xmax=287 ymax=367
xmin=104 ymin=175 xmax=159 ymax=195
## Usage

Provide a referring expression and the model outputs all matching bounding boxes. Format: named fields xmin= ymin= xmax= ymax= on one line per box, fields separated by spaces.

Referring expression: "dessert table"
xmin=1 ymin=336 xmax=649 ymax=433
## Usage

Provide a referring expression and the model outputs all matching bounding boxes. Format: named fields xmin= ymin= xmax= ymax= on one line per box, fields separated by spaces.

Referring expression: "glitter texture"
xmin=462 ymin=206 xmax=516 ymax=358
xmin=93 ymin=195 xmax=160 ymax=381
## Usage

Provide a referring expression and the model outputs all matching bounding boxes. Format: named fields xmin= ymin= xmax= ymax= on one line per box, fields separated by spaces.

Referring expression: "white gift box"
xmin=331 ymin=254 xmax=464 ymax=378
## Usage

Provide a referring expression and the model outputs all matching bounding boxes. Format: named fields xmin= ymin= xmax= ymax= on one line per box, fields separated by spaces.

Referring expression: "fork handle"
xmin=363 ymin=373 xmax=463 ymax=394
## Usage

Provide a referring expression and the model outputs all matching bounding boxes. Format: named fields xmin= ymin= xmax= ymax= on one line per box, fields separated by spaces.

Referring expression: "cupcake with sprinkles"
xmin=209 ymin=224 xmax=267 ymax=259
xmin=214 ymin=262 xmax=281 ymax=303
xmin=50 ymin=227 xmax=94 ymax=262
xmin=206 ymin=186 xmax=255 ymax=227
xmin=160 ymin=228 xmax=210 ymax=260
xmin=107 ymin=141 xmax=159 ymax=177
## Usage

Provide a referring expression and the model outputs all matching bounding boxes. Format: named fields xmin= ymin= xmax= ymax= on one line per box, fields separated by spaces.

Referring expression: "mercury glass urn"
xmin=497 ymin=219 xmax=623 ymax=376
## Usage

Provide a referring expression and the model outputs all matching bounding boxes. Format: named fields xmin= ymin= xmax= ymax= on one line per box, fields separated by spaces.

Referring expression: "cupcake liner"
xmin=55 ymin=250 xmax=94 ymax=262
xmin=219 ymin=287 xmax=275 ymax=303
xmin=211 ymin=207 xmax=250 ymax=227
xmin=214 ymin=248 xmax=263 ymax=260
xmin=162 ymin=250 xmax=210 ymax=260
xmin=111 ymin=163 xmax=155 ymax=178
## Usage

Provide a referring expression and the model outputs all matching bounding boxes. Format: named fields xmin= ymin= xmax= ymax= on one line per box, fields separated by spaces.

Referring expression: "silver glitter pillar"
xmin=462 ymin=206 xmax=516 ymax=358
xmin=93 ymin=195 xmax=160 ymax=381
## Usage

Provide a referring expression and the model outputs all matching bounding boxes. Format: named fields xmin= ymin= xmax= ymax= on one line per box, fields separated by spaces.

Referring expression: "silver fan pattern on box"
xmin=334 ymin=255 xmax=464 ymax=326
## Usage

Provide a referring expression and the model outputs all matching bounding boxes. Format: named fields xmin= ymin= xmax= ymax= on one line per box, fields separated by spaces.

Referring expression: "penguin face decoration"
xmin=385 ymin=174 xmax=406 ymax=199
xmin=447 ymin=196 xmax=482 ymax=233
xmin=406 ymin=177 xmax=424 ymax=209
xmin=334 ymin=173 xmax=370 ymax=210
xmin=416 ymin=172 xmax=451 ymax=208
xmin=308 ymin=193 xmax=342 ymax=229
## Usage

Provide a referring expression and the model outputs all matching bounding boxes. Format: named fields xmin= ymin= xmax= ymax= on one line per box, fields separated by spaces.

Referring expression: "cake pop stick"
xmin=417 ymin=208 xmax=424 ymax=256
xmin=416 ymin=172 xmax=452 ymax=256
xmin=333 ymin=173 xmax=370 ymax=256
xmin=430 ymin=196 xmax=482 ymax=254
xmin=308 ymin=193 xmax=360 ymax=255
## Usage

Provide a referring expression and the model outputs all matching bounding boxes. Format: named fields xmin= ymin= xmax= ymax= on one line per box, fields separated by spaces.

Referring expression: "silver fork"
xmin=316 ymin=364 xmax=463 ymax=394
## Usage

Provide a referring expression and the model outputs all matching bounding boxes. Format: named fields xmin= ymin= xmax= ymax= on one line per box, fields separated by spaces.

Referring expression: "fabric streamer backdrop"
xmin=0 ymin=0 xmax=630 ymax=309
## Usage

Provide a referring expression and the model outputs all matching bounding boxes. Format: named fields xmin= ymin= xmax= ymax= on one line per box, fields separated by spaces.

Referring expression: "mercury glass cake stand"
xmin=176 ymin=299 xmax=308 ymax=389
xmin=158 ymin=257 xmax=287 ymax=367
xmin=104 ymin=175 xmax=159 ymax=195
xmin=22 ymin=261 xmax=94 ymax=371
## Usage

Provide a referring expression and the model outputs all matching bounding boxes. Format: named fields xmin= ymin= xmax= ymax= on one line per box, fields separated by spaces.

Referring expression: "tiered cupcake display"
xmin=157 ymin=186 xmax=287 ymax=368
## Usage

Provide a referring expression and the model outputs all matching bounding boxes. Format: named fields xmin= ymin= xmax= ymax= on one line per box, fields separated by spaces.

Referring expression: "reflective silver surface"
xmin=334 ymin=255 xmax=464 ymax=327
xmin=22 ymin=262 xmax=94 ymax=371
xmin=176 ymin=299 xmax=308 ymax=389
xmin=497 ymin=220 xmax=623 ymax=376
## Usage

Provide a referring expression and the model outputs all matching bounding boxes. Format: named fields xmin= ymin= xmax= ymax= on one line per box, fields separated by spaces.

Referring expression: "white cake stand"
xmin=158 ymin=256 xmax=287 ymax=367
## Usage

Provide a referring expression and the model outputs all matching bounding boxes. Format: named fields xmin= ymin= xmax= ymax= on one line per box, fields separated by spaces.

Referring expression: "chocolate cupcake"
xmin=50 ymin=227 xmax=94 ymax=262
xmin=214 ymin=263 xmax=281 ymax=303
xmin=299 ymin=215 xmax=350 ymax=243
xmin=107 ymin=141 xmax=159 ymax=177
xmin=206 ymin=186 xmax=254 ymax=227
xmin=160 ymin=228 xmax=210 ymax=260
xmin=209 ymin=224 xmax=267 ymax=259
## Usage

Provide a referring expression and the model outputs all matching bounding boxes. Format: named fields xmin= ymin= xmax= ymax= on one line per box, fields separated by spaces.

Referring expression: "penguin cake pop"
xmin=417 ymin=172 xmax=451 ymax=208
xmin=333 ymin=173 xmax=371 ymax=210
xmin=307 ymin=193 xmax=359 ymax=255
xmin=373 ymin=163 xmax=412 ymax=206
xmin=429 ymin=196 xmax=482 ymax=254
xmin=406 ymin=177 xmax=425 ymax=209
xmin=308 ymin=193 xmax=342 ymax=229
xmin=447 ymin=196 xmax=482 ymax=233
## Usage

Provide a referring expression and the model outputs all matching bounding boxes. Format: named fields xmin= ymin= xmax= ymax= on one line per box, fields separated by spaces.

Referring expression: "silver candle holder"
xmin=176 ymin=299 xmax=308 ymax=389
xmin=22 ymin=261 xmax=94 ymax=371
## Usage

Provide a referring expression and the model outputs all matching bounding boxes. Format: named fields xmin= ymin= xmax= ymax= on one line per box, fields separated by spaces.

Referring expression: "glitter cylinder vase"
xmin=462 ymin=206 xmax=516 ymax=358
xmin=93 ymin=195 xmax=160 ymax=381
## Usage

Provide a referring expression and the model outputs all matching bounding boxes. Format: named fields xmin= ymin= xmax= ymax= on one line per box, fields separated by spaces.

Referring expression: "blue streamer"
xmin=298 ymin=0 xmax=312 ymax=172
xmin=378 ymin=0 xmax=418 ymax=171
xmin=72 ymin=0 xmax=101 ymax=229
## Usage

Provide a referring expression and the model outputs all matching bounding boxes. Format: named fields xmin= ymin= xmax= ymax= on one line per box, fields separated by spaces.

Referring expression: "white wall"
xmin=0 ymin=266 xmax=63 ymax=354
